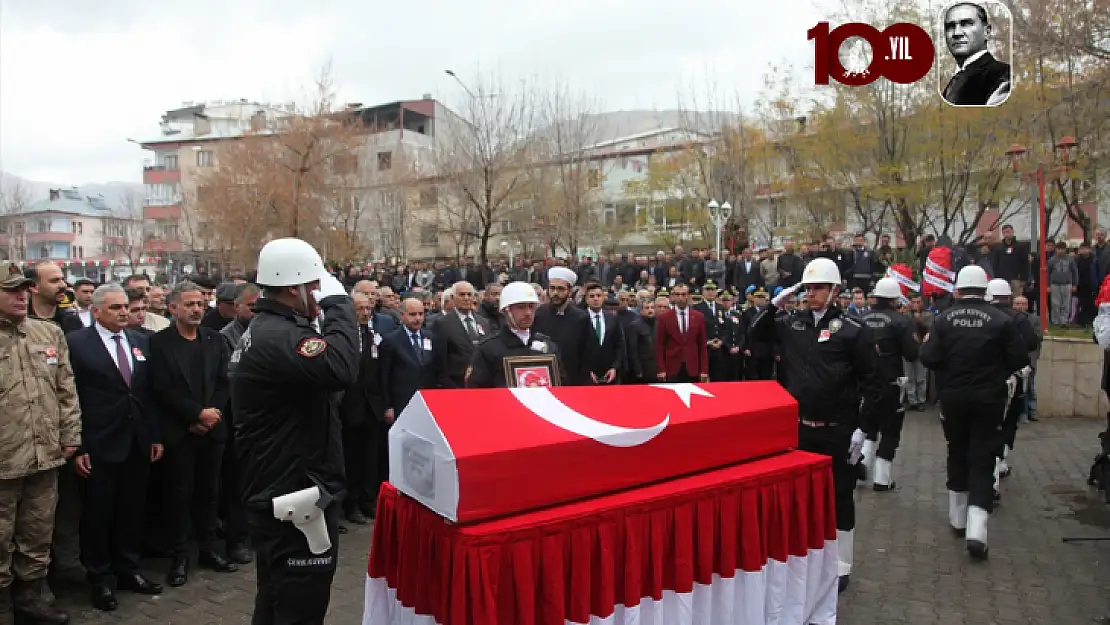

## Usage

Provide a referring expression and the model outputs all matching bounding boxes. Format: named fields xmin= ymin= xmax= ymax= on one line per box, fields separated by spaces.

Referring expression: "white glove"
xmin=772 ymin=283 xmax=802 ymax=308
xmin=848 ymin=428 xmax=866 ymax=465
xmin=312 ymin=274 xmax=348 ymax=303
xmin=1018 ymin=365 xmax=1032 ymax=378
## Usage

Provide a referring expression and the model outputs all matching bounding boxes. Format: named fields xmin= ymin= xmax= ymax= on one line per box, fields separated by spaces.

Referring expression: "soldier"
xmin=467 ymin=282 xmax=563 ymax=388
xmin=0 ymin=265 xmax=81 ymax=624
xmin=859 ymin=278 xmax=920 ymax=491
xmin=693 ymin=281 xmax=729 ymax=381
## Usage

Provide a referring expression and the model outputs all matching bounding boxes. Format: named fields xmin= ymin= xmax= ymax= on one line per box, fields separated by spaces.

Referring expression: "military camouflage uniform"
xmin=0 ymin=270 xmax=81 ymax=598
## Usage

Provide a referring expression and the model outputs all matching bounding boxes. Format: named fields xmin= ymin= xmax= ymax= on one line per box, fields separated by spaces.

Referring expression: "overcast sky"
xmin=0 ymin=0 xmax=825 ymax=186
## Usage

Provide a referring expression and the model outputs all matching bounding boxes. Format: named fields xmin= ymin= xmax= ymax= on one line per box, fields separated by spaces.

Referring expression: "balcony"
xmin=145 ymin=239 xmax=183 ymax=253
xmin=25 ymin=231 xmax=76 ymax=243
xmin=143 ymin=165 xmax=181 ymax=185
xmin=143 ymin=204 xmax=181 ymax=220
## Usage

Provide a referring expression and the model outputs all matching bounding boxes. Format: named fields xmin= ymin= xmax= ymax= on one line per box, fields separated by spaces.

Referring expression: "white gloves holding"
xmin=1018 ymin=365 xmax=1033 ymax=378
xmin=848 ymin=428 xmax=866 ymax=465
xmin=772 ymin=283 xmax=802 ymax=308
xmin=312 ymin=274 xmax=348 ymax=303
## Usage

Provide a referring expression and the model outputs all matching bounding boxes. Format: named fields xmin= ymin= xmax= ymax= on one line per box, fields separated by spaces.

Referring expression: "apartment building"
xmin=0 ymin=188 xmax=156 ymax=282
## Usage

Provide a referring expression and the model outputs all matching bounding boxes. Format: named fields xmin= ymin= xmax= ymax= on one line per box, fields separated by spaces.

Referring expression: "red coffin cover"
xmin=388 ymin=382 xmax=798 ymax=524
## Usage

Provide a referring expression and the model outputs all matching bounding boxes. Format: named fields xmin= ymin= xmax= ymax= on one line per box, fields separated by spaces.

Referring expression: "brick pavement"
xmin=51 ymin=410 xmax=1110 ymax=624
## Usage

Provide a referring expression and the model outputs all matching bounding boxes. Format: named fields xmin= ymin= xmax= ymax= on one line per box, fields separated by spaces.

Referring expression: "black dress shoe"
xmin=873 ymin=481 xmax=897 ymax=492
xmin=359 ymin=501 xmax=377 ymax=519
xmin=117 ymin=573 xmax=163 ymax=595
xmin=346 ymin=509 xmax=368 ymax=525
xmin=166 ymin=557 xmax=189 ymax=587
xmin=227 ymin=544 xmax=253 ymax=565
xmin=338 ymin=524 xmax=348 ymax=535
xmin=90 ymin=584 xmax=118 ymax=611
xmin=837 ymin=575 xmax=850 ymax=593
xmin=198 ymin=551 xmax=238 ymax=573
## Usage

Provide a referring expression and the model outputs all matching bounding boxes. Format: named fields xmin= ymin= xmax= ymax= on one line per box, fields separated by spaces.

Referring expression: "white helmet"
xmin=256 ymin=238 xmax=326 ymax=287
xmin=954 ymin=265 xmax=990 ymax=290
xmin=499 ymin=281 xmax=540 ymax=310
xmin=986 ymin=278 xmax=1012 ymax=301
xmin=801 ymin=257 xmax=842 ymax=286
xmin=871 ymin=277 xmax=903 ymax=299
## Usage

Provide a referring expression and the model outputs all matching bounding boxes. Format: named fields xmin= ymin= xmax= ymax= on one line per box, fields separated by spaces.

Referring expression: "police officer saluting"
xmin=467 ymin=282 xmax=563 ymax=388
xmin=920 ymin=266 xmax=1028 ymax=560
xmin=229 ymin=238 xmax=360 ymax=624
xmin=860 ymin=277 xmax=920 ymax=491
xmin=749 ymin=257 xmax=883 ymax=592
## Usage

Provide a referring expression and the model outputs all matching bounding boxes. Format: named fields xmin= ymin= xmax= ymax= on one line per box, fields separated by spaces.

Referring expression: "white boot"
xmin=873 ymin=458 xmax=895 ymax=491
xmin=999 ymin=445 xmax=1012 ymax=478
xmin=966 ymin=505 xmax=989 ymax=559
xmin=836 ymin=529 xmax=854 ymax=592
xmin=948 ymin=491 xmax=968 ymax=536
xmin=861 ymin=439 xmax=877 ymax=470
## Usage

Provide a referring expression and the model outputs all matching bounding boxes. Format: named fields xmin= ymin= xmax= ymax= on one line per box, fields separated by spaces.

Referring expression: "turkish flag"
xmin=389 ymin=382 xmax=798 ymax=523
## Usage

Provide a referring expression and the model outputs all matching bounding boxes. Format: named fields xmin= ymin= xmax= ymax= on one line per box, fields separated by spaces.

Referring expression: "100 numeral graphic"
xmin=808 ymin=21 xmax=935 ymax=86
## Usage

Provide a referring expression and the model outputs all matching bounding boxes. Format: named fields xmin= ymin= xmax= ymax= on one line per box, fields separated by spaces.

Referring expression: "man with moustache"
xmin=532 ymin=267 xmax=592 ymax=385
xmin=467 ymin=282 xmax=563 ymax=388
xmin=339 ymin=292 xmax=387 ymax=524
xmin=148 ymin=282 xmax=238 ymax=586
xmin=615 ymin=290 xmax=653 ymax=383
xmin=25 ymin=262 xmax=83 ymax=334
xmin=941 ymin=2 xmax=1012 ymax=106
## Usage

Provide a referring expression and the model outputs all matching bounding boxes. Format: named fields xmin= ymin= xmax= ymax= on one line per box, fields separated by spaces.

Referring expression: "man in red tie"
xmin=654 ymin=283 xmax=709 ymax=383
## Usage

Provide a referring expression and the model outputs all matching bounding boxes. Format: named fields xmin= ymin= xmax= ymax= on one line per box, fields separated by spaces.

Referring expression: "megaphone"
xmin=272 ymin=486 xmax=331 ymax=555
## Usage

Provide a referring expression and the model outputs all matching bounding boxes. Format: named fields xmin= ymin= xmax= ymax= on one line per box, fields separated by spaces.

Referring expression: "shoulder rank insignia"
xmin=296 ymin=337 xmax=328 ymax=358
xmin=829 ymin=319 xmax=843 ymax=334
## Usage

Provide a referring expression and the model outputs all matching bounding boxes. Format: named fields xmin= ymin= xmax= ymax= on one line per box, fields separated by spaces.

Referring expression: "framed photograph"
xmin=503 ymin=355 xmax=562 ymax=388
xmin=936 ymin=0 xmax=1014 ymax=108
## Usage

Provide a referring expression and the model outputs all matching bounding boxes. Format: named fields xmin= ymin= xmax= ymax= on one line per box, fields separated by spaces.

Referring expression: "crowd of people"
xmin=0 ymin=226 xmax=1069 ymax=623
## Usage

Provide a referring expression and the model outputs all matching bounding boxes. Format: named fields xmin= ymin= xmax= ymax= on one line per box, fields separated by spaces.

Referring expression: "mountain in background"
xmin=0 ymin=171 xmax=144 ymax=210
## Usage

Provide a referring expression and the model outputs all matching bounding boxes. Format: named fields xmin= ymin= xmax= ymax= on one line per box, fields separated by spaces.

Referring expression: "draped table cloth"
xmin=364 ymin=450 xmax=838 ymax=625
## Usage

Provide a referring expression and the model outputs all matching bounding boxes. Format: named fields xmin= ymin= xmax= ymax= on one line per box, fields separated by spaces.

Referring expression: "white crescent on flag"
xmin=508 ymin=383 xmax=712 ymax=447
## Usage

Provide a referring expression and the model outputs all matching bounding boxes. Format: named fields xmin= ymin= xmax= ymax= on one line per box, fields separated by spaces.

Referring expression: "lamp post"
xmin=500 ymin=240 xmax=514 ymax=268
xmin=1005 ymin=136 xmax=1080 ymax=331
xmin=707 ymin=200 xmax=733 ymax=256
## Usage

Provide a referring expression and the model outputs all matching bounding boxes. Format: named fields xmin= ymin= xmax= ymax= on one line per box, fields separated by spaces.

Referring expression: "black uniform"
xmin=693 ymin=300 xmax=729 ymax=381
xmin=992 ymin=303 xmax=1040 ymax=459
xmin=860 ymin=302 xmax=920 ymax=465
xmin=920 ymin=297 xmax=1028 ymax=513
xmin=615 ymin=309 xmax=653 ymax=383
xmin=741 ymin=305 xmax=776 ymax=380
xmin=230 ymin=296 xmax=359 ymax=625
xmin=750 ymin=304 xmax=883 ymax=535
xmin=466 ymin=328 xmax=563 ymax=388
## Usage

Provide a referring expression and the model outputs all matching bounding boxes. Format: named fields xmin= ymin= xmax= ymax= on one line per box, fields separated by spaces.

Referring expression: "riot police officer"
xmin=467 ymin=282 xmax=564 ymax=388
xmin=920 ymin=266 xmax=1028 ymax=560
xmin=750 ymin=257 xmax=883 ymax=592
xmin=985 ymin=278 xmax=1039 ymax=493
xmin=859 ymin=278 xmax=920 ymax=491
xmin=230 ymin=238 xmax=360 ymax=624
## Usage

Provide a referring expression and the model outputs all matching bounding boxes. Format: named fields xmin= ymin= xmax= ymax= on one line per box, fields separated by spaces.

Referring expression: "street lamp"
xmin=1006 ymin=136 xmax=1080 ymax=331
xmin=500 ymin=240 xmax=514 ymax=268
xmin=707 ymin=200 xmax=733 ymax=256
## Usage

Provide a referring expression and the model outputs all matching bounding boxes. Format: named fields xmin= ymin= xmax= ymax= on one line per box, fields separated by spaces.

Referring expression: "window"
xmin=420 ymin=224 xmax=439 ymax=245
xmin=377 ymin=151 xmax=393 ymax=171
xmin=162 ymin=224 xmax=180 ymax=241
xmin=77 ymin=246 xmax=84 ymax=259
xmin=37 ymin=220 xmax=49 ymax=233
xmin=332 ymin=153 xmax=358 ymax=175
xmin=420 ymin=187 xmax=438 ymax=207
xmin=163 ymin=155 xmax=179 ymax=169
xmin=196 ymin=150 xmax=214 ymax=167
xmin=587 ymin=170 xmax=600 ymax=189
xmin=196 ymin=185 xmax=213 ymax=204
xmin=71 ymin=222 xmax=82 ymax=234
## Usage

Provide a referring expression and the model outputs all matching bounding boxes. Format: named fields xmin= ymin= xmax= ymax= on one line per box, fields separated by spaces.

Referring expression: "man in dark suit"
xmin=533 ymin=267 xmax=593 ymax=385
xmin=148 ymin=281 xmax=238 ymax=588
xmin=693 ymin=281 xmax=730 ymax=381
xmin=731 ymin=248 xmax=763 ymax=295
xmin=942 ymin=2 xmax=1011 ymax=106
xmin=654 ymin=283 xmax=709 ymax=383
xmin=581 ymin=282 xmax=625 ymax=384
xmin=432 ymin=281 xmax=492 ymax=388
xmin=340 ymin=292 xmax=387 ymax=524
xmin=380 ymin=297 xmax=440 ymax=425
xmin=68 ymin=284 xmax=164 ymax=611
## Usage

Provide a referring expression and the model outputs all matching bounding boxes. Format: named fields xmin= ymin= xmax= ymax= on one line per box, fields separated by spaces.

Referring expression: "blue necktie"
xmin=410 ymin=331 xmax=422 ymax=363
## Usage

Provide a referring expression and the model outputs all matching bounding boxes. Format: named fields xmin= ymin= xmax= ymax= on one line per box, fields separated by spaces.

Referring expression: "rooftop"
xmin=17 ymin=188 xmax=136 ymax=219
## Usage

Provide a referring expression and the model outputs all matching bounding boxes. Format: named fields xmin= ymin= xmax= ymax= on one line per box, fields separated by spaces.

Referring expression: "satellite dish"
xmin=183 ymin=264 xmax=195 ymax=274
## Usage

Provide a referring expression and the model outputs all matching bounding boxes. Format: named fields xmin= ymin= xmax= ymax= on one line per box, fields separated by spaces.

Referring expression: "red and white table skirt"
xmin=363 ymin=450 xmax=838 ymax=625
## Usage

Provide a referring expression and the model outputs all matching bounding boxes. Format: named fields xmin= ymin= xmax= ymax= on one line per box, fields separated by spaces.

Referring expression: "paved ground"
xmin=50 ymin=409 xmax=1110 ymax=624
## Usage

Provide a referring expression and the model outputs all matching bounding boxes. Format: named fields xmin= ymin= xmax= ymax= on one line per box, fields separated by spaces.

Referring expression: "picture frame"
xmin=503 ymin=355 xmax=562 ymax=388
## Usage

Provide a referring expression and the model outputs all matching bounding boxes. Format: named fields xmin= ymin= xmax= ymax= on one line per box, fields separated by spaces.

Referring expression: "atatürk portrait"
xmin=940 ymin=2 xmax=1012 ymax=107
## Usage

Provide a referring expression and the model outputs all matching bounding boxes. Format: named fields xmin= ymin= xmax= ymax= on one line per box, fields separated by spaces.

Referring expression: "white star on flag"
xmin=648 ymin=383 xmax=715 ymax=408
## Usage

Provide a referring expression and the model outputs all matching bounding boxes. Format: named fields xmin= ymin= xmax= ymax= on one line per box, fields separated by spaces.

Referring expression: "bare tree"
xmin=113 ymin=188 xmax=146 ymax=270
xmin=0 ymin=181 xmax=31 ymax=261
xmin=435 ymin=73 xmax=538 ymax=266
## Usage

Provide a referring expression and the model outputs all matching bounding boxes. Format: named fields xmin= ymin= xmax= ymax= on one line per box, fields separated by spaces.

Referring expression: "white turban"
xmin=547 ymin=267 xmax=577 ymax=287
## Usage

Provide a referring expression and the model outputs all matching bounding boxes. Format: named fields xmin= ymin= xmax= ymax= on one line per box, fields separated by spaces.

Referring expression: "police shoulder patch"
xmin=840 ymin=316 xmax=862 ymax=328
xmin=296 ymin=337 xmax=328 ymax=358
